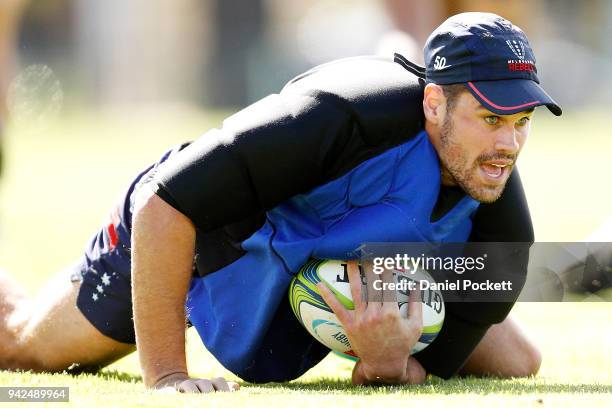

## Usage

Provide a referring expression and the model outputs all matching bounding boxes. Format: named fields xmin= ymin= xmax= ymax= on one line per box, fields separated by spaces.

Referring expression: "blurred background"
xmin=0 ymin=0 xmax=611 ymax=281
xmin=3 ymin=0 xmax=612 ymax=109
xmin=0 ymin=0 xmax=610 ymax=280
xmin=0 ymin=0 xmax=610 ymax=389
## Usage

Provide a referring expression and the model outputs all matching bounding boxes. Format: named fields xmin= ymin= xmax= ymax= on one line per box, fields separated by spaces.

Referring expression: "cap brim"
xmin=465 ymin=79 xmax=562 ymax=116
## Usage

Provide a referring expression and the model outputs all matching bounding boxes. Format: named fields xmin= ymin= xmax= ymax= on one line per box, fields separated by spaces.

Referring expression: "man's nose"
xmin=494 ymin=125 xmax=520 ymax=154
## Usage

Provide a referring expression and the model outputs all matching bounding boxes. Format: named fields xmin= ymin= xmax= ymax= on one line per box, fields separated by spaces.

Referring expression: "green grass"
xmin=0 ymin=106 xmax=611 ymax=406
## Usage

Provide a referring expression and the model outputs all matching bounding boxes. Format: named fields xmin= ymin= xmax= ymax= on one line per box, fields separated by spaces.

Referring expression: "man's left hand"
xmin=317 ymin=260 xmax=425 ymax=384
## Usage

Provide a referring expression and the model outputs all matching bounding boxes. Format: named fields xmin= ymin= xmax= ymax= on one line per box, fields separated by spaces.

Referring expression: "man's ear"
xmin=423 ymin=83 xmax=446 ymax=126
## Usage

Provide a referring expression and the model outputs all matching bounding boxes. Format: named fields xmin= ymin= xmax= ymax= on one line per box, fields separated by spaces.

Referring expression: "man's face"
xmin=435 ymin=91 xmax=534 ymax=203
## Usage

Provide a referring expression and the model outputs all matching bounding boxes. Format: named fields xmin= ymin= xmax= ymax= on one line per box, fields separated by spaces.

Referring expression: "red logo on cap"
xmin=508 ymin=59 xmax=536 ymax=72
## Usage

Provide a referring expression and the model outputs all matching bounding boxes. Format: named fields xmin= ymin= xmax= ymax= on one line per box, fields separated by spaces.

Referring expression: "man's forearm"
xmin=131 ymin=189 xmax=196 ymax=388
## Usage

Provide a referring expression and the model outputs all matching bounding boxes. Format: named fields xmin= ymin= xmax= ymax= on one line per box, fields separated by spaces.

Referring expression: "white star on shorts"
xmin=96 ymin=285 xmax=104 ymax=293
xmin=92 ymin=293 xmax=99 ymax=301
xmin=101 ymin=273 xmax=111 ymax=286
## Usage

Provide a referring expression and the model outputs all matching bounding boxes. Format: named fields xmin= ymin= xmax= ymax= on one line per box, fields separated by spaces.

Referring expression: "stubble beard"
xmin=438 ymin=114 xmax=506 ymax=203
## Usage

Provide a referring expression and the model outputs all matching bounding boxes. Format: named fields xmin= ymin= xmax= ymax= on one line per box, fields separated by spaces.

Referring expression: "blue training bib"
xmin=185 ymin=130 xmax=480 ymax=379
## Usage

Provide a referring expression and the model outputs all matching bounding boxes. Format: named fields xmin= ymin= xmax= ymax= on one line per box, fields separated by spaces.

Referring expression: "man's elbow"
xmin=133 ymin=185 xmax=164 ymax=219
xmin=132 ymin=187 xmax=192 ymax=230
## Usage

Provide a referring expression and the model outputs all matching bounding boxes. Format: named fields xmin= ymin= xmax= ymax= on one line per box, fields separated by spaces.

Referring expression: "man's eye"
xmin=516 ymin=117 xmax=530 ymax=126
xmin=484 ymin=116 xmax=499 ymax=125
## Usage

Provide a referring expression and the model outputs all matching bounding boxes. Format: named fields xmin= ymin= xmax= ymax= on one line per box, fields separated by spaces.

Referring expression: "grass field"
xmin=0 ymin=105 xmax=611 ymax=407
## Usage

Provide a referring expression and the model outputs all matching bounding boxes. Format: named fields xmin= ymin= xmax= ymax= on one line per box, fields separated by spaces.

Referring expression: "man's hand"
xmin=317 ymin=260 xmax=426 ymax=384
xmin=153 ymin=372 xmax=240 ymax=393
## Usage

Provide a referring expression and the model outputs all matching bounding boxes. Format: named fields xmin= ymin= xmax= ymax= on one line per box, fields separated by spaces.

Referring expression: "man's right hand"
xmin=153 ymin=372 xmax=240 ymax=393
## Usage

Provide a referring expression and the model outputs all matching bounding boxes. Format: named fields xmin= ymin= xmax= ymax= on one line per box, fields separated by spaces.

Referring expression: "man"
xmin=0 ymin=12 xmax=561 ymax=392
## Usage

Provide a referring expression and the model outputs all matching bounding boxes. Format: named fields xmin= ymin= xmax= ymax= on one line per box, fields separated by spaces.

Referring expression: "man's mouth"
xmin=479 ymin=160 xmax=513 ymax=182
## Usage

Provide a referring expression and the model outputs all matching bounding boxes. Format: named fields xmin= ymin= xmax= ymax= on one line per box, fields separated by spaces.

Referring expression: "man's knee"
xmin=460 ymin=317 xmax=542 ymax=378
xmin=493 ymin=324 xmax=542 ymax=378
xmin=0 ymin=305 xmax=42 ymax=371
xmin=2 ymin=314 xmax=100 ymax=373
xmin=511 ymin=341 xmax=541 ymax=377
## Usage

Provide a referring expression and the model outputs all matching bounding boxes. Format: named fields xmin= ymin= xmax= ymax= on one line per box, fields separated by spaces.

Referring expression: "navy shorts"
xmin=71 ymin=144 xmax=187 ymax=344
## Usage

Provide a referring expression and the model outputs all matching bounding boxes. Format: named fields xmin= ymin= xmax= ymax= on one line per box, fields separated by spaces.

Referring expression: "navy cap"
xmin=423 ymin=12 xmax=562 ymax=116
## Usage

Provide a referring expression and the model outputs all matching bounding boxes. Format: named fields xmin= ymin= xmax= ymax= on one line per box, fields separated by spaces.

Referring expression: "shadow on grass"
xmin=94 ymin=370 xmax=142 ymax=384
xmin=252 ymin=377 xmax=612 ymax=395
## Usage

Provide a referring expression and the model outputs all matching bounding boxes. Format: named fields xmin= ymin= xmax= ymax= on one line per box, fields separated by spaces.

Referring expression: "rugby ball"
xmin=289 ymin=259 xmax=444 ymax=359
